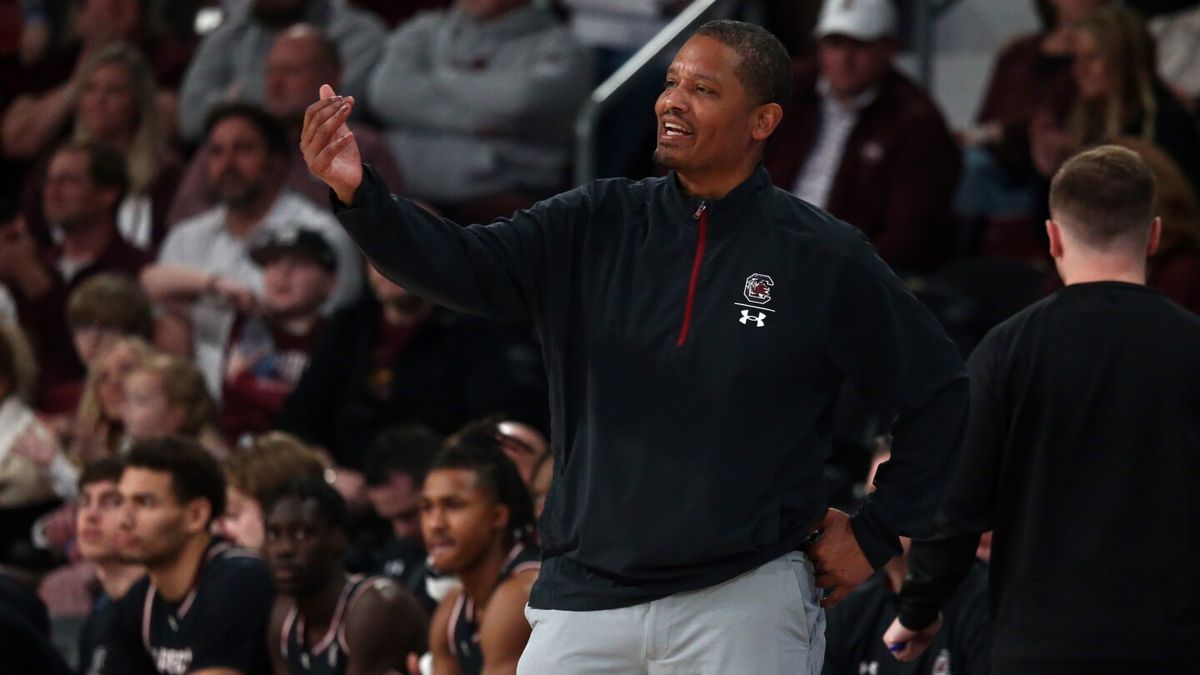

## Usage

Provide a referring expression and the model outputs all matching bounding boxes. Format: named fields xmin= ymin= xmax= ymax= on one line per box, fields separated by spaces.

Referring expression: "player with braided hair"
xmin=416 ymin=428 xmax=540 ymax=675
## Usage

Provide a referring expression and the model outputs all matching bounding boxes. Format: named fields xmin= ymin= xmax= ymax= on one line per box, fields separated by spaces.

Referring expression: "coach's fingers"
xmin=814 ymin=571 xmax=838 ymax=589
xmin=302 ymin=96 xmax=342 ymax=144
xmin=309 ymin=132 xmax=355 ymax=176
xmin=819 ymin=587 xmax=849 ymax=608
xmin=302 ymin=96 xmax=353 ymax=150
xmin=820 ymin=584 xmax=851 ymax=608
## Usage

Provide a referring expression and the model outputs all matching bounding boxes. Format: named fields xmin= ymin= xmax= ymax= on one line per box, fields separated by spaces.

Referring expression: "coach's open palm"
xmin=808 ymin=508 xmax=874 ymax=608
xmin=301 ymin=84 xmax=362 ymax=205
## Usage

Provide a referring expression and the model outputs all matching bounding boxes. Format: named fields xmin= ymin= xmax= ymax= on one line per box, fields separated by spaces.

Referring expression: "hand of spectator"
xmin=226 ymin=346 xmax=266 ymax=383
xmin=41 ymin=413 xmax=75 ymax=444
xmin=19 ymin=18 xmax=51 ymax=66
xmin=11 ymin=421 xmax=60 ymax=468
xmin=959 ymin=121 xmax=1003 ymax=148
xmin=808 ymin=508 xmax=874 ymax=608
xmin=883 ymin=613 xmax=943 ymax=661
xmin=328 ymin=467 xmax=368 ymax=510
xmin=302 ymin=84 xmax=363 ymax=205
xmin=35 ymin=502 xmax=79 ymax=554
xmin=213 ymin=276 xmax=258 ymax=313
xmin=495 ymin=426 xmax=542 ymax=484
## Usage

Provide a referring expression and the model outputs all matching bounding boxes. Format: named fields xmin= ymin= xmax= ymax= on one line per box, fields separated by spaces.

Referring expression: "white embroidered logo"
xmin=739 ymin=310 xmax=767 ymax=327
xmin=858 ymin=661 xmax=879 ymax=675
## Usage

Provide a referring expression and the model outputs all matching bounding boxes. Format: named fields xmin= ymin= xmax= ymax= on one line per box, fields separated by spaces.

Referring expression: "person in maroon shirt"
xmin=764 ymin=0 xmax=960 ymax=272
xmin=140 ymin=224 xmax=338 ymax=445
xmin=219 ymin=228 xmax=337 ymax=444
xmin=0 ymin=140 xmax=149 ymax=414
xmin=954 ymin=0 xmax=1107 ymax=258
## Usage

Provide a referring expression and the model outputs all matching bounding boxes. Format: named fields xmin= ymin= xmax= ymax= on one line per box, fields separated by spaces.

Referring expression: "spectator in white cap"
xmin=766 ymin=0 xmax=962 ymax=272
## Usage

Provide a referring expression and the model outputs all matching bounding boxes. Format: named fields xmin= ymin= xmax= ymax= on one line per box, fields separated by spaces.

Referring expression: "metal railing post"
xmin=573 ymin=0 xmax=731 ymax=186
xmin=914 ymin=0 xmax=966 ymax=91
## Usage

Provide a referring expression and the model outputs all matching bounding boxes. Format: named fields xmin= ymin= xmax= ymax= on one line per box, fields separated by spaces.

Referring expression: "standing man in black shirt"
xmin=303 ymin=19 xmax=968 ymax=674
xmin=102 ymin=436 xmax=275 ymax=675
xmin=885 ymin=145 xmax=1200 ymax=674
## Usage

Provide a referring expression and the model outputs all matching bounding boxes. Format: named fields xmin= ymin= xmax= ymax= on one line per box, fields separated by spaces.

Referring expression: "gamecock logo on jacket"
xmin=743 ymin=273 xmax=774 ymax=305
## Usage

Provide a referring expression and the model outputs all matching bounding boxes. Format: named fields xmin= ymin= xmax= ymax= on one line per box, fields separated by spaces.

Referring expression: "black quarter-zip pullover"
xmin=336 ymin=164 xmax=967 ymax=611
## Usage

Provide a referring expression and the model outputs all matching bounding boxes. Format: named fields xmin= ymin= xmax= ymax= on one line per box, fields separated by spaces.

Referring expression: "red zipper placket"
xmin=676 ymin=202 xmax=709 ymax=346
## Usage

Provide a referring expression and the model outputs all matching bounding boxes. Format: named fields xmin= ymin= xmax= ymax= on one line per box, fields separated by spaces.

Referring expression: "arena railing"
xmin=913 ymin=0 xmax=966 ymax=89
xmin=572 ymin=0 xmax=737 ymax=186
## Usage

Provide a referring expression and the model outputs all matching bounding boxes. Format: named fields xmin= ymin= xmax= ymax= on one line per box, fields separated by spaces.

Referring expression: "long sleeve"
xmin=334 ymin=165 xmax=585 ymax=321
xmin=824 ymin=245 xmax=969 ymax=567
xmin=898 ymin=336 xmax=1006 ymax=630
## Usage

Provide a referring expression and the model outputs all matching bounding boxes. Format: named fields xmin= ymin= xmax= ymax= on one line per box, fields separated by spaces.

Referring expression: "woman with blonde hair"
xmin=21 ymin=41 xmax=183 ymax=252
xmin=218 ymin=432 xmax=327 ymax=550
xmin=1032 ymin=7 xmax=1200 ymax=191
xmin=120 ymin=352 xmax=227 ymax=457
xmin=71 ymin=336 xmax=154 ymax=463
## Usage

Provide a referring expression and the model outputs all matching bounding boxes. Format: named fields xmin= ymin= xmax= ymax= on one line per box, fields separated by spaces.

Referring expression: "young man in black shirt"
xmin=885 ymin=145 xmax=1200 ymax=674
xmin=102 ymin=436 xmax=275 ymax=675
xmin=264 ymin=476 xmax=427 ymax=675
xmin=74 ymin=458 xmax=145 ymax=675
xmin=303 ymin=18 xmax=968 ymax=674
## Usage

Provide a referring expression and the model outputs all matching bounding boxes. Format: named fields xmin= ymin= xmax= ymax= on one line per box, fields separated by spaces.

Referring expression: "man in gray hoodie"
xmin=366 ymin=0 xmax=591 ymax=222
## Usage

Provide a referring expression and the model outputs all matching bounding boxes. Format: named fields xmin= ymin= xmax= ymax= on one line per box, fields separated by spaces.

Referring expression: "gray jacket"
xmin=178 ymin=0 xmax=385 ymax=140
xmin=367 ymin=6 xmax=591 ymax=204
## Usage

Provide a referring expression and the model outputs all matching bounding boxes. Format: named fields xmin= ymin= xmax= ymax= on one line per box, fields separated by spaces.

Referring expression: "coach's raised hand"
xmin=302 ymin=83 xmax=362 ymax=205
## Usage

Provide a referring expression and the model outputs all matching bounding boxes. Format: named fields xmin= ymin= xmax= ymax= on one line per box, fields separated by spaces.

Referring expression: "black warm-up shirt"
xmin=101 ymin=540 xmax=274 ymax=674
xmin=336 ymin=164 xmax=968 ymax=611
xmin=899 ymin=282 xmax=1200 ymax=662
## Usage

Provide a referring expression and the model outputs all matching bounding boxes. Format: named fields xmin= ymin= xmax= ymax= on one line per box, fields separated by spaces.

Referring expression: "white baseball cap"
xmin=814 ymin=0 xmax=898 ymax=41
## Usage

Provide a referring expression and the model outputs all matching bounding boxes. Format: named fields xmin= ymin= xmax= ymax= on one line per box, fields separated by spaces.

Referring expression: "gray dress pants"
xmin=518 ymin=551 xmax=826 ymax=674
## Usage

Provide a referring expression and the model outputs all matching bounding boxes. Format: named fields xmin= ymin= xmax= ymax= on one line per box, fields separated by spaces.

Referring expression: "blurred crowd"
xmin=1 ymin=0 xmax=1199 ymax=672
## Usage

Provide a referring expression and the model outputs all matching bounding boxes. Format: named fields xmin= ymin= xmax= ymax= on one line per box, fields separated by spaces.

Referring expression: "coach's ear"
xmin=184 ymin=497 xmax=214 ymax=535
xmin=752 ymin=102 xmax=784 ymax=142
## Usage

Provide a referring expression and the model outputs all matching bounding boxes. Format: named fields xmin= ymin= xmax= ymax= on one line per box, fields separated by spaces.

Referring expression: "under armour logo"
xmin=739 ymin=310 xmax=766 ymax=327
xmin=859 ymin=662 xmax=879 ymax=675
